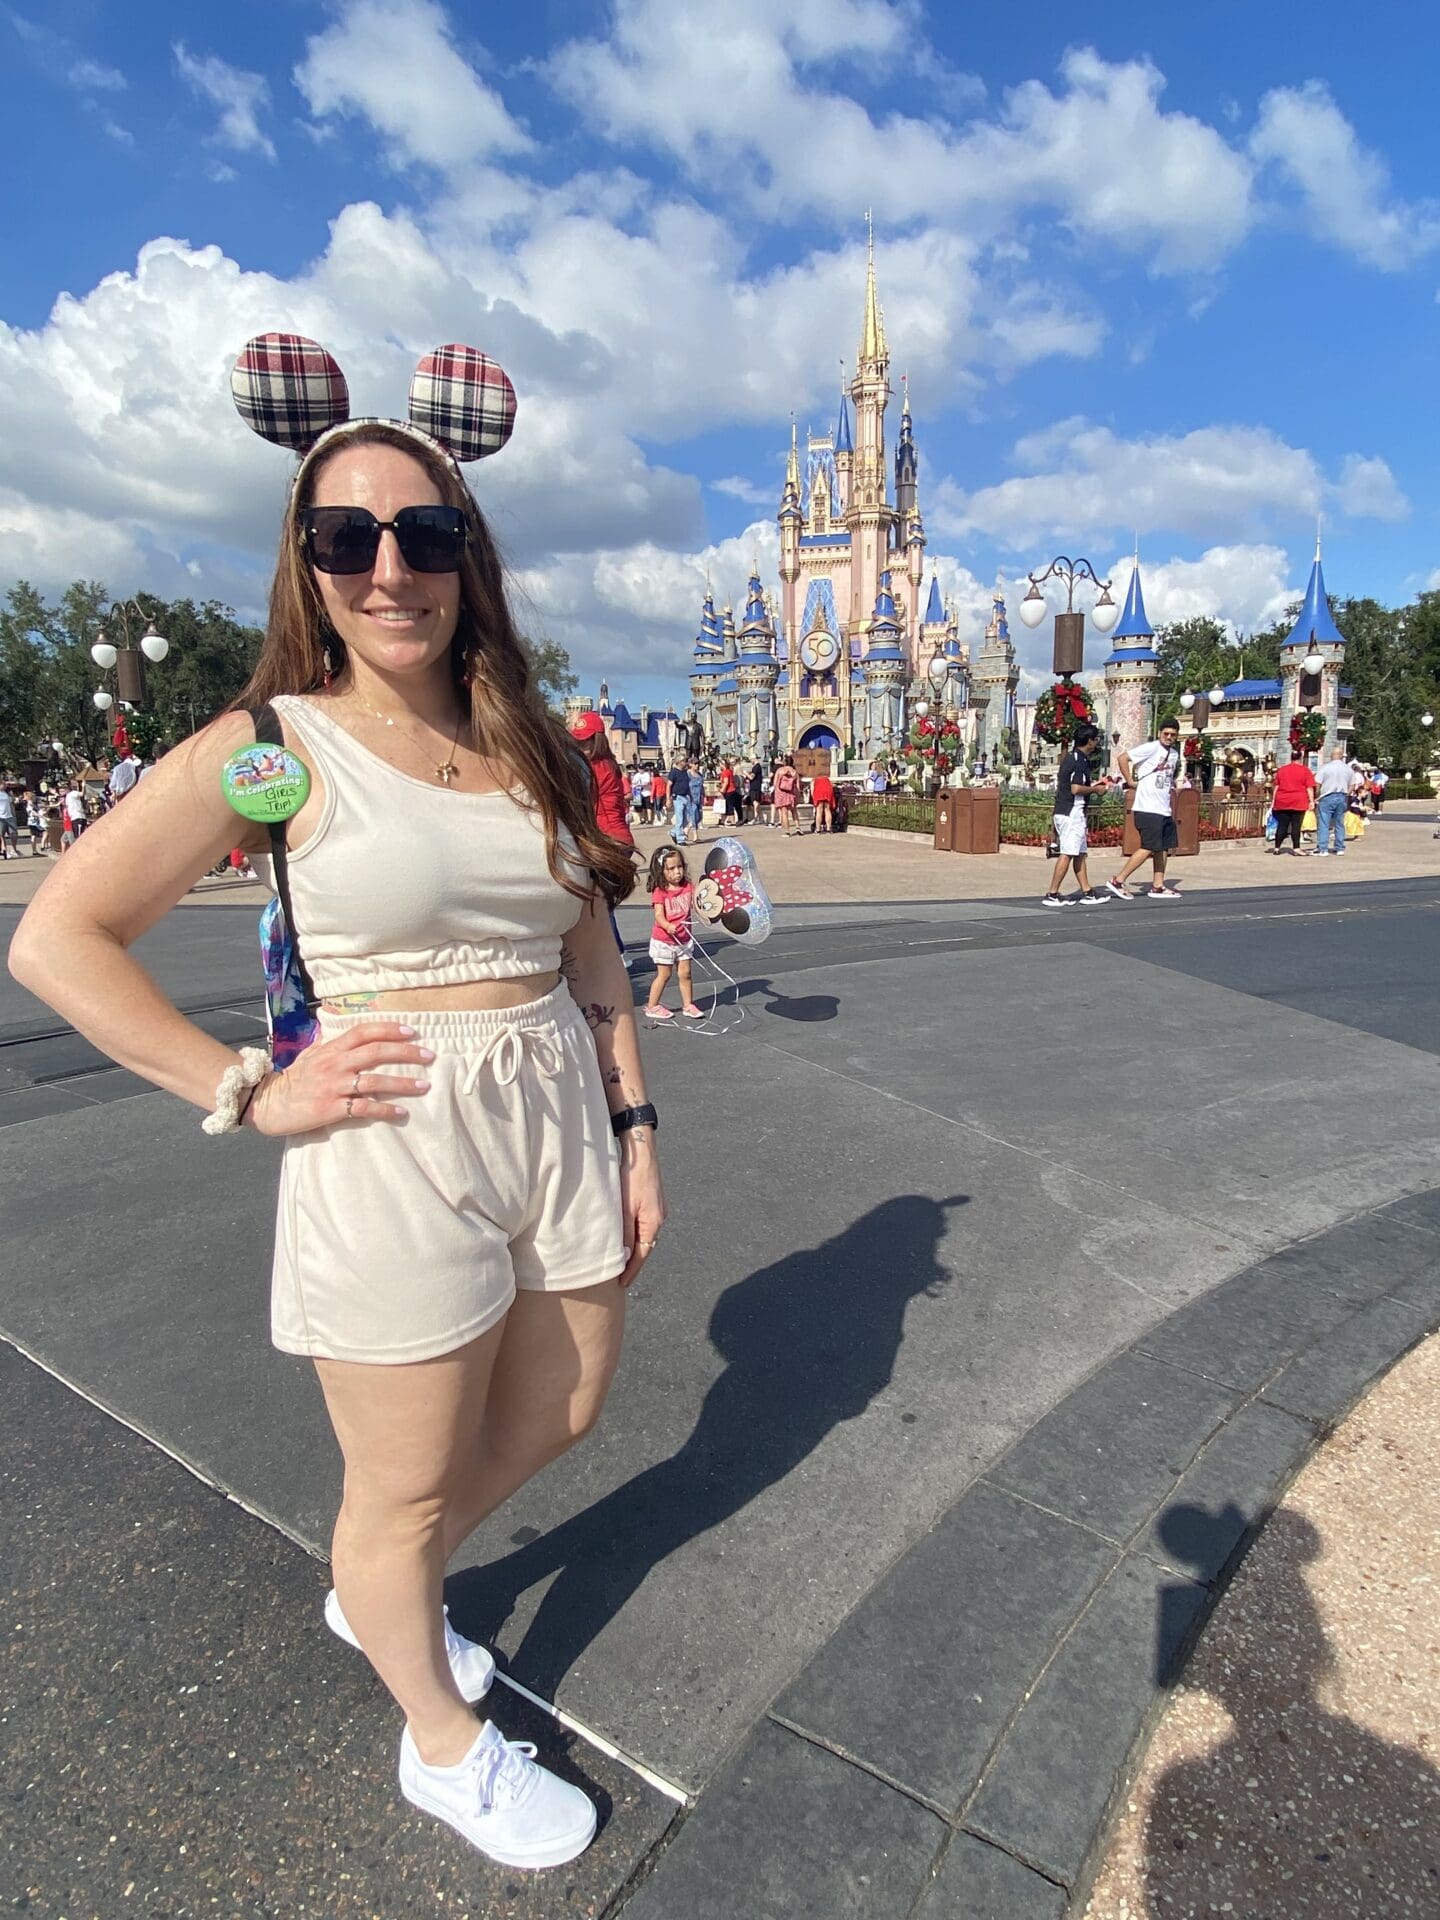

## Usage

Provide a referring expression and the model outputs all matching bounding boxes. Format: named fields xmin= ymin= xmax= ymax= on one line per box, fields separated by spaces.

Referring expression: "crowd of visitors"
xmin=0 ymin=749 xmax=162 ymax=859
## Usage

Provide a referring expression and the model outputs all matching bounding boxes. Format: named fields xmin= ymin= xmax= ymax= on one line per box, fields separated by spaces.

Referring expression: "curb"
xmin=612 ymin=1189 xmax=1440 ymax=1920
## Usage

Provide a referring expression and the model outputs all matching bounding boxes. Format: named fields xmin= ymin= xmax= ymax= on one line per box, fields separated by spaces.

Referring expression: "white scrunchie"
xmin=201 ymin=1046 xmax=272 ymax=1135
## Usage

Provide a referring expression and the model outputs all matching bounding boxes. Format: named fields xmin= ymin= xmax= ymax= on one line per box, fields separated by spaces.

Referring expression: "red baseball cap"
xmin=569 ymin=711 xmax=606 ymax=740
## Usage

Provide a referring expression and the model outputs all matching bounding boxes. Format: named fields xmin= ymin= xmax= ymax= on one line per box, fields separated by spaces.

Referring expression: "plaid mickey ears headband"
xmin=231 ymin=332 xmax=517 ymax=474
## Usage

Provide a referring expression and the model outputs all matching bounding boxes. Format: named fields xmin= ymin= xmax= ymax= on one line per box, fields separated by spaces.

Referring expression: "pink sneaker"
xmin=644 ymin=1004 xmax=674 ymax=1021
xmin=681 ymin=1003 xmax=704 ymax=1019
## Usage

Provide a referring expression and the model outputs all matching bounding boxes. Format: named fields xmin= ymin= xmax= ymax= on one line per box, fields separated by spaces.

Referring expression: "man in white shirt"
xmin=1106 ymin=718 xmax=1183 ymax=900
xmin=108 ymin=751 xmax=141 ymax=802
xmin=63 ymin=784 xmax=88 ymax=839
xmin=1314 ymin=747 xmax=1353 ymax=855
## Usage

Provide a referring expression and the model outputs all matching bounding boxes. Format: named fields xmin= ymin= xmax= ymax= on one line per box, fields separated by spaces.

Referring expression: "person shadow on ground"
xmin=446 ymin=1192 xmax=968 ymax=1700
xmin=1138 ymin=1502 xmax=1440 ymax=1916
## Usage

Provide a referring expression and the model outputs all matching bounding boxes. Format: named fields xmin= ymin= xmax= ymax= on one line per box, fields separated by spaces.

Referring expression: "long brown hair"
xmin=237 ymin=424 xmax=633 ymax=906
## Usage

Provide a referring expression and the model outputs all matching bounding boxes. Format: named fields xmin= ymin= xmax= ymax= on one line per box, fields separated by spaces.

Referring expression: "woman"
xmin=8 ymin=349 xmax=664 ymax=1873
xmin=772 ymin=755 xmax=800 ymax=835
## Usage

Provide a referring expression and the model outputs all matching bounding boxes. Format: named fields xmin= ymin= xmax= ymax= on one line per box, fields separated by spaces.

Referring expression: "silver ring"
xmin=350 ymin=1070 xmax=363 ymax=1097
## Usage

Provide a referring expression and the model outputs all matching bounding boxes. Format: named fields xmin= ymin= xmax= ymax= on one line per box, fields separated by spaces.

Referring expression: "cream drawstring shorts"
xmin=270 ymin=987 xmax=627 ymax=1363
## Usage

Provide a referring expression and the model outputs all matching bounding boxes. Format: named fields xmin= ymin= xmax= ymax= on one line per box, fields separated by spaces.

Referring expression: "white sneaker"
xmin=400 ymin=1721 xmax=597 ymax=1870
xmin=324 ymin=1590 xmax=495 ymax=1702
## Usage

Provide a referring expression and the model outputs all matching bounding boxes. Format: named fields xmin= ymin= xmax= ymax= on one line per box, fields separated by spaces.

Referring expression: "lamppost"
xmin=1019 ymin=556 xmax=1118 ymax=764
xmin=92 ymin=600 xmax=171 ymax=762
xmin=1179 ymin=685 xmax=1225 ymax=790
xmin=1018 ymin=556 xmax=1119 ymax=675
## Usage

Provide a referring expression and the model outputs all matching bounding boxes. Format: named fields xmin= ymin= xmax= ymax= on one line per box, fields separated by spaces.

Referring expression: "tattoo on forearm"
xmin=605 ymin=1066 xmax=622 ymax=1087
xmin=559 ymin=943 xmax=578 ymax=991
xmin=582 ymin=1002 xmax=615 ymax=1031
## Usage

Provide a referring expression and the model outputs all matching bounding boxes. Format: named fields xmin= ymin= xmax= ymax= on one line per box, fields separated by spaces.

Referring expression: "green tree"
xmin=0 ymin=582 xmax=59 ymax=769
xmin=521 ymin=633 xmax=578 ymax=709
xmin=1339 ymin=597 xmax=1429 ymax=769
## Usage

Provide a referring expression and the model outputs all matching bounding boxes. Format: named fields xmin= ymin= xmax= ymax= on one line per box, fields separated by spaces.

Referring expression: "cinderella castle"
xmin=684 ymin=235 xmax=1020 ymax=768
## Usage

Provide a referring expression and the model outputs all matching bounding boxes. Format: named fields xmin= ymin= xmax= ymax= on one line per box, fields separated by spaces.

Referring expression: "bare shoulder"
xmin=17 ymin=712 xmax=270 ymax=947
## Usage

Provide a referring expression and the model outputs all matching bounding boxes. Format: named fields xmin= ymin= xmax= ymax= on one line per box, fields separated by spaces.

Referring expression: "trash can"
xmin=933 ymin=790 xmax=958 ymax=852
xmin=953 ymin=787 xmax=1000 ymax=854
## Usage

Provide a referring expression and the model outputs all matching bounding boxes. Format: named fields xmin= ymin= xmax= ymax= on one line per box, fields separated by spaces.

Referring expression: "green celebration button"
xmin=221 ymin=744 xmax=311 ymax=823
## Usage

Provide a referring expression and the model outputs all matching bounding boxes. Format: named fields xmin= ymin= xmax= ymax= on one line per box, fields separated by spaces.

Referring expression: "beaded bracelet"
xmin=201 ymin=1047 xmax=272 ymax=1136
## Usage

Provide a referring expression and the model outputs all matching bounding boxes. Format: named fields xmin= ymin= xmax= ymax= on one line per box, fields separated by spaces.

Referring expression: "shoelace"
xmin=460 ymin=1026 xmax=565 ymax=1093
xmin=473 ymin=1733 xmax=541 ymax=1815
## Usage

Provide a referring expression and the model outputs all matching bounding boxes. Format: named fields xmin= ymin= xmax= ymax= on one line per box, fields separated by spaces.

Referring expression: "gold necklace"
xmin=359 ymin=700 xmax=465 ymax=786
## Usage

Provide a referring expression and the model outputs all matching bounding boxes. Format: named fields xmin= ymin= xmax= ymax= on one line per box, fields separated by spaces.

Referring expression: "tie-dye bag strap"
xmin=246 ymin=704 xmax=320 ymax=1069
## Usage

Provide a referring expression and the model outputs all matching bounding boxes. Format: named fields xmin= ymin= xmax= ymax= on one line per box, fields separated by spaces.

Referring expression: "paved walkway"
xmin=0 ymin=798 xmax=1433 ymax=913
xmin=1085 ymin=1329 xmax=1440 ymax=1919
xmin=2 ymin=818 xmax=1438 ymax=1916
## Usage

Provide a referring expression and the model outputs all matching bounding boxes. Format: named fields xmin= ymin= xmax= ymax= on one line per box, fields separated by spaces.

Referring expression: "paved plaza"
xmin=3 ymin=823 xmax=1438 ymax=1916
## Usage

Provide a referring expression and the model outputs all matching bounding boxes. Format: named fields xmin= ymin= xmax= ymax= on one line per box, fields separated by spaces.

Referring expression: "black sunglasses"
xmin=300 ymin=505 xmax=468 ymax=576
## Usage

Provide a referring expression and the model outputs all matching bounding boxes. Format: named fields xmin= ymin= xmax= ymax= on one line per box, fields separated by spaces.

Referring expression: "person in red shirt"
xmin=570 ymin=711 xmax=637 ymax=963
xmin=650 ymin=767 xmax=668 ymax=827
xmin=719 ymin=758 xmax=742 ymax=825
xmin=810 ymin=769 xmax=836 ymax=833
xmin=1271 ymin=750 xmax=1317 ymax=855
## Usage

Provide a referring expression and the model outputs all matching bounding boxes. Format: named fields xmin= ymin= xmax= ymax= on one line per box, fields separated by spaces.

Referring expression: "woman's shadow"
xmin=1140 ymin=1503 xmax=1440 ymax=1913
xmin=447 ymin=1192 xmax=968 ymax=1698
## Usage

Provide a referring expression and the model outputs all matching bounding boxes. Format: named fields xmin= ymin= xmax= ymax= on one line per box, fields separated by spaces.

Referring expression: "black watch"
xmin=611 ymin=1103 xmax=659 ymax=1138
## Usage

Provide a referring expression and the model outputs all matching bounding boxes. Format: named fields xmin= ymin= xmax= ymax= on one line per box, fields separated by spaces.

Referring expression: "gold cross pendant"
xmin=436 ymin=761 xmax=459 ymax=785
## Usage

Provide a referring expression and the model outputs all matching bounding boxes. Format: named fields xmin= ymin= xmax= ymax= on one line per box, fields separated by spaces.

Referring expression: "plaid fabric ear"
xmin=408 ymin=345 xmax=516 ymax=463
xmin=232 ymin=334 xmax=350 ymax=452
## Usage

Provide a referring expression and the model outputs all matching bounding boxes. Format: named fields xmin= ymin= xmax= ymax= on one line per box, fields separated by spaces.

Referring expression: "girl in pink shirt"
xmin=644 ymin=847 xmax=702 ymax=1021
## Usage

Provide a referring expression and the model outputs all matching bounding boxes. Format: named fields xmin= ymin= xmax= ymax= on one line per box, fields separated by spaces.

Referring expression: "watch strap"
xmin=611 ymin=1103 xmax=659 ymax=1137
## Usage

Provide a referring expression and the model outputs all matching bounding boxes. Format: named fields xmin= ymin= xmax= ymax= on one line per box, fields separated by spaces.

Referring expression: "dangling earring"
xmin=461 ymin=645 xmax=477 ymax=689
xmin=322 ymin=645 xmax=334 ymax=690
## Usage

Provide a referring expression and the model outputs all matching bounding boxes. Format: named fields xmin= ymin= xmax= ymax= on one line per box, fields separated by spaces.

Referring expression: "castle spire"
xmin=785 ymin=416 xmax=800 ymax=491
xmin=860 ymin=211 xmax=886 ymax=364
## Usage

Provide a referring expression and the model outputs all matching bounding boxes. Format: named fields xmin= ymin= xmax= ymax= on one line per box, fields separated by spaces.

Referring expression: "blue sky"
xmin=2 ymin=0 xmax=1436 ymax=714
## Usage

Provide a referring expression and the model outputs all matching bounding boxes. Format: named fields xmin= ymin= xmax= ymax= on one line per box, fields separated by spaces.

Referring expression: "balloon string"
xmin=671 ymin=933 xmax=745 ymax=1035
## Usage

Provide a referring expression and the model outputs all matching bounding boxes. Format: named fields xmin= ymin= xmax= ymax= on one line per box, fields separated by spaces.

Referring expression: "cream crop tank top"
xmin=250 ymin=695 xmax=589 ymax=998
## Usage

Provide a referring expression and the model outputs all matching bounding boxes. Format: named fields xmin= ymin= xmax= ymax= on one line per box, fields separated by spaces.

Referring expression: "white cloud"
xmin=294 ymin=0 xmax=532 ymax=170
xmin=711 ymin=476 xmax=774 ymax=507
xmin=933 ymin=421 xmax=1408 ymax=549
xmin=1107 ymin=543 xmax=1300 ymax=636
xmin=68 ymin=57 xmax=126 ymax=92
xmin=174 ymin=44 xmax=275 ymax=160
xmin=552 ymin=15 xmax=1255 ymax=272
xmin=1251 ymin=83 xmax=1440 ymax=270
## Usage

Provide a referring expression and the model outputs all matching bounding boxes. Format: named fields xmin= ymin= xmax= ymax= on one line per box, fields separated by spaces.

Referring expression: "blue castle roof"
xmin=611 ymin=702 xmax=640 ymax=733
xmin=1111 ymin=561 xmax=1155 ymax=642
xmin=693 ymin=588 xmax=724 ymax=664
xmin=865 ymin=570 xmax=904 ymax=661
xmin=923 ymin=575 xmax=944 ymax=625
xmin=1284 ymin=551 xmax=1346 ymax=650
xmin=835 ymin=390 xmax=853 ymax=454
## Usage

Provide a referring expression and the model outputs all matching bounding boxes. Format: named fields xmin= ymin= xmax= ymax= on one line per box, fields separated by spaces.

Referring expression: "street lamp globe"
xmin=927 ymin=649 xmax=948 ymax=690
xmin=91 ymin=639 xmax=118 ymax=670
xmin=1090 ymin=587 xmax=1119 ymax=634
xmin=1422 ymin=711 xmax=1434 ymax=729
xmin=1018 ymin=583 xmax=1047 ymax=629
xmin=1301 ymin=650 xmax=1325 ymax=675
xmin=140 ymin=625 xmax=170 ymax=663
xmin=93 ymin=689 xmax=114 ymax=711
xmin=1179 ymin=690 xmax=1197 ymax=711
xmin=1207 ymin=686 xmax=1226 ymax=705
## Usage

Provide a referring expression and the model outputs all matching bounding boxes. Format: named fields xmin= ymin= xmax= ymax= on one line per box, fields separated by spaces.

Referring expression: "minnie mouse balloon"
xmin=694 ymin=837 xmax=773 ymax=944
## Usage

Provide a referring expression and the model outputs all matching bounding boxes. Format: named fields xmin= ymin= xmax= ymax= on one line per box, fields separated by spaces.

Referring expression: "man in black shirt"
xmin=1043 ymin=722 xmax=1107 ymax=907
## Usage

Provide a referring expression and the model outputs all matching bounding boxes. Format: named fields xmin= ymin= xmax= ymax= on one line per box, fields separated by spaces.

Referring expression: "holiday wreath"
xmin=1034 ymin=679 xmax=1097 ymax=746
xmin=1288 ymin=710 xmax=1327 ymax=752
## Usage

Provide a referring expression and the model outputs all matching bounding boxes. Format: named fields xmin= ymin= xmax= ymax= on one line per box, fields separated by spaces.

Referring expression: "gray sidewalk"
xmin=3 ymin=877 xmax=1439 ymax=1915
